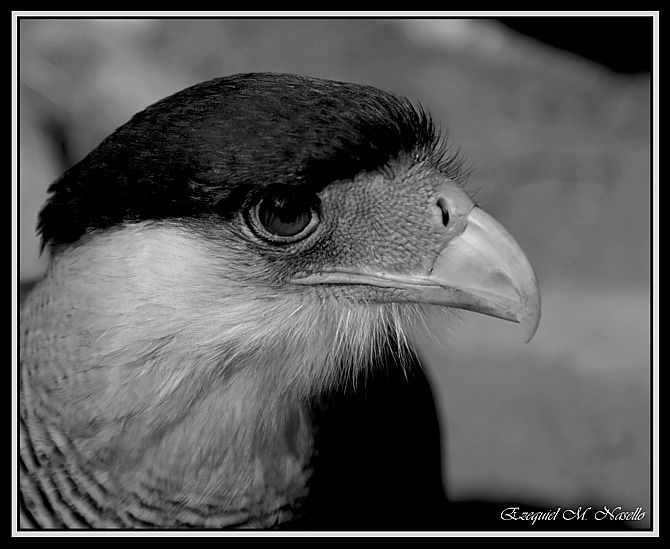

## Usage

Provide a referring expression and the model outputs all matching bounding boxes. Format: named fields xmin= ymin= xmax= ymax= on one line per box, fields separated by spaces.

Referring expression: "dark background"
xmin=498 ymin=17 xmax=653 ymax=74
xmin=18 ymin=16 xmax=653 ymax=529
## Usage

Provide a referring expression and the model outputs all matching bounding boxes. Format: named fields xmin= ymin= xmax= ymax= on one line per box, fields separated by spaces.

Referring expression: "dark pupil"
xmin=258 ymin=196 xmax=311 ymax=237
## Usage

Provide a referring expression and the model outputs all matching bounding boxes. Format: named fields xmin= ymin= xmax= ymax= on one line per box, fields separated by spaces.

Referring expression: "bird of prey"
xmin=19 ymin=73 xmax=541 ymax=530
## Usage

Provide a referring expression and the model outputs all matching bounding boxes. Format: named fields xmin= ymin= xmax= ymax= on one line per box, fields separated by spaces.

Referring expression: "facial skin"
xmin=191 ymin=151 xmax=539 ymax=347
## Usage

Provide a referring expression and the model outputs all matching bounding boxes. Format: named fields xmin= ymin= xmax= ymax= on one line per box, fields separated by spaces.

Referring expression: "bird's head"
xmin=22 ymin=73 xmax=542 ymax=516
xmin=34 ymin=73 xmax=540 ymax=401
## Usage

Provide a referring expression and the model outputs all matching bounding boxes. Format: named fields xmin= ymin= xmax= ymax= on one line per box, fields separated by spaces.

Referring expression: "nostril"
xmin=437 ymin=198 xmax=450 ymax=227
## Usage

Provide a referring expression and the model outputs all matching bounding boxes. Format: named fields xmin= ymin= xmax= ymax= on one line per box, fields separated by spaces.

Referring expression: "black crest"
xmin=38 ymin=73 xmax=445 ymax=247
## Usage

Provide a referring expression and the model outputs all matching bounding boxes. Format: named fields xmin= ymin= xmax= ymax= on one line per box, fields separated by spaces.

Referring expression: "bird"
xmin=19 ymin=72 xmax=541 ymax=530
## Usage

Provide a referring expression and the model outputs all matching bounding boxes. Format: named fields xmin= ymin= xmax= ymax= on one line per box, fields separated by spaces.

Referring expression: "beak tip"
xmin=523 ymin=320 xmax=540 ymax=344
xmin=520 ymin=291 xmax=541 ymax=344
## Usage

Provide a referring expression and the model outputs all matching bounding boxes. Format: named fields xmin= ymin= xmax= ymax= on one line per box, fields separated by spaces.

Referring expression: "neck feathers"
xmin=20 ymin=222 xmax=423 ymax=527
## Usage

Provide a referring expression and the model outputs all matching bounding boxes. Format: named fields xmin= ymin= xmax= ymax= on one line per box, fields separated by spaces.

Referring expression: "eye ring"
xmin=247 ymin=190 xmax=320 ymax=243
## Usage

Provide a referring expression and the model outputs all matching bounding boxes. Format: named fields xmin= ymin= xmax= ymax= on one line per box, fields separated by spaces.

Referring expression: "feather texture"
xmin=20 ymin=222 xmax=438 ymax=528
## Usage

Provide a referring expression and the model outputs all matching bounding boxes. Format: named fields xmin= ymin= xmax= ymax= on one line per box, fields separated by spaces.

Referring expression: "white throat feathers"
xmin=20 ymin=221 xmax=425 ymax=525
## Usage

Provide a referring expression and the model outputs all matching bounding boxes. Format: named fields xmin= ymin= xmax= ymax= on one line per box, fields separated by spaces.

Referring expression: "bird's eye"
xmin=249 ymin=190 xmax=320 ymax=243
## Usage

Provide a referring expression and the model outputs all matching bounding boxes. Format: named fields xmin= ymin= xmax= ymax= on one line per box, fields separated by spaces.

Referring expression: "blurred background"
xmin=18 ymin=17 xmax=653 ymax=528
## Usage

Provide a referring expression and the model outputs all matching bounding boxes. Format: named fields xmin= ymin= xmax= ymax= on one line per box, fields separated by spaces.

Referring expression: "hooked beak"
xmin=292 ymin=206 xmax=541 ymax=343
xmin=424 ymin=206 xmax=541 ymax=342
